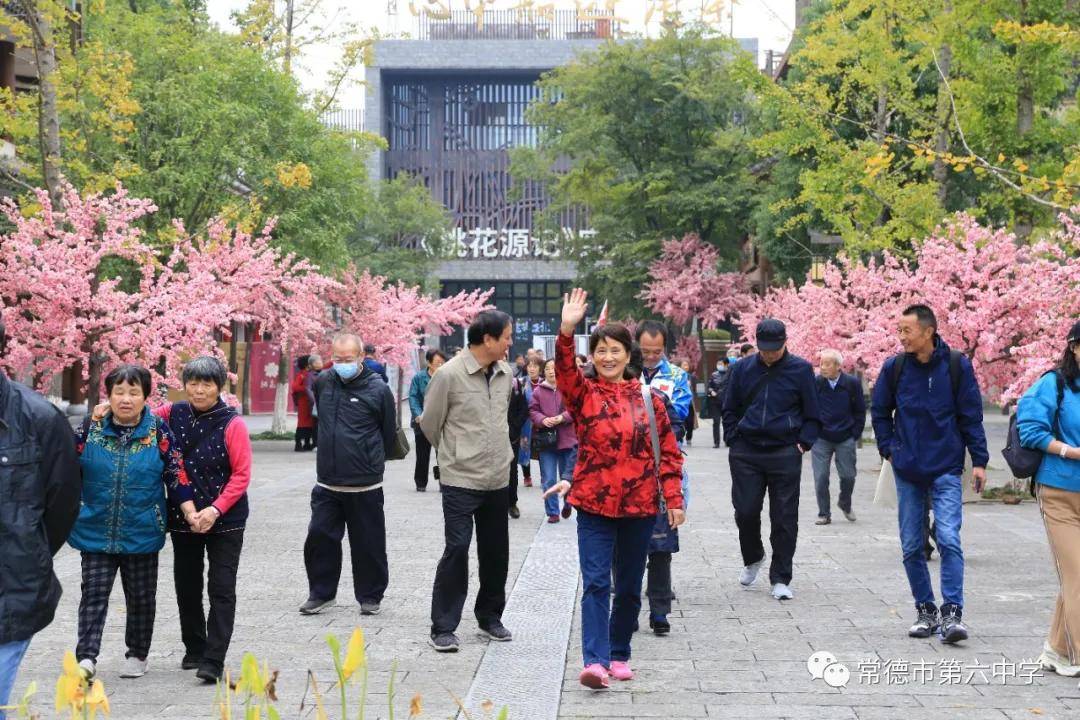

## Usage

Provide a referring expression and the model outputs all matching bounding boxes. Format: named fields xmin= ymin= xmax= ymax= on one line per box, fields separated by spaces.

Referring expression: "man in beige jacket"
xmin=420 ymin=310 xmax=515 ymax=652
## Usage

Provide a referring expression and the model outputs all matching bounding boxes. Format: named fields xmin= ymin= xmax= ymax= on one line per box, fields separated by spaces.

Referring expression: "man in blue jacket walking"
xmin=722 ymin=319 xmax=820 ymax=601
xmin=812 ymin=349 xmax=866 ymax=525
xmin=871 ymin=304 xmax=988 ymax=644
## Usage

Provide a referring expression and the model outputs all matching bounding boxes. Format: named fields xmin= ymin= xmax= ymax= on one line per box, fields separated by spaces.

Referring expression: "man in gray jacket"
xmin=420 ymin=310 xmax=514 ymax=652
xmin=0 ymin=318 xmax=81 ymax=712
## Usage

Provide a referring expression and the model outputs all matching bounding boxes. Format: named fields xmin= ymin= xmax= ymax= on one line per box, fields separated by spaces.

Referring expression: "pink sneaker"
xmin=579 ymin=663 xmax=610 ymax=689
xmin=608 ymin=660 xmax=634 ymax=681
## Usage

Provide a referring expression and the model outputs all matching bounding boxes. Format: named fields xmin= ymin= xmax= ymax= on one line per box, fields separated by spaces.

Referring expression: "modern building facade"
xmin=365 ymin=9 xmax=759 ymax=356
xmin=364 ymin=9 xmax=613 ymax=356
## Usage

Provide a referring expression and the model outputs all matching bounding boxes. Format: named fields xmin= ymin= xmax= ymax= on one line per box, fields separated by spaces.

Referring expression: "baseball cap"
xmin=756 ymin=318 xmax=787 ymax=352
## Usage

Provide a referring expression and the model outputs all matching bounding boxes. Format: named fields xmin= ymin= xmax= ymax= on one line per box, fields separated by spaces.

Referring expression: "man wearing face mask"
xmin=299 ymin=333 xmax=397 ymax=619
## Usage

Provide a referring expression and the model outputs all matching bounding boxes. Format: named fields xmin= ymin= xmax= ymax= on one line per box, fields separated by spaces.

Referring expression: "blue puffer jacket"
xmin=871 ymin=337 xmax=989 ymax=484
xmin=69 ymin=408 xmax=192 ymax=555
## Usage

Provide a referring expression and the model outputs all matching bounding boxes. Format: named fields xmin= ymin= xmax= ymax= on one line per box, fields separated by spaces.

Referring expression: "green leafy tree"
xmin=512 ymin=27 xmax=762 ymax=316
xmin=754 ymin=0 xmax=1080 ymax=265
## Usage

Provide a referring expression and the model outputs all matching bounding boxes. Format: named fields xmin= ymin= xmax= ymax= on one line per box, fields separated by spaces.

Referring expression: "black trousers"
xmin=295 ymin=427 xmax=315 ymax=451
xmin=710 ymin=404 xmax=723 ymax=446
xmin=414 ymin=424 xmax=433 ymax=489
xmin=303 ymin=486 xmax=388 ymax=604
xmin=729 ymin=442 xmax=803 ymax=585
xmin=431 ymin=485 xmax=509 ymax=635
xmin=507 ymin=440 xmax=519 ymax=507
xmin=646 ymin=551 xmax=673 ymax=617
xmin=171 ymin=530 xmax=244 ymax=670
xmin=76 ymin=552 xmax=158 ymax=662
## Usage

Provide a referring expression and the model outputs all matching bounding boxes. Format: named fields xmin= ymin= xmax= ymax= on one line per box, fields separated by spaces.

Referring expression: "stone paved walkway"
xmin=15 ymin=414 xmax=1080 ymax=719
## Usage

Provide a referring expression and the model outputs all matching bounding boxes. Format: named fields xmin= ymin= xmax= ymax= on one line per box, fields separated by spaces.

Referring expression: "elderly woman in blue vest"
xmin=1018 ymin=321 xmax=1080 ymax=677
xmin=71 ymin=364 xmax=194 ymax=681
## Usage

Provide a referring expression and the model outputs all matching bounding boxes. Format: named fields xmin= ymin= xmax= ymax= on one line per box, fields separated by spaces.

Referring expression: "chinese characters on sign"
xmin=430 ymin=227 xmax=598 ymax=259
xmin=856 ymin=657 xmax=1043 ymax=686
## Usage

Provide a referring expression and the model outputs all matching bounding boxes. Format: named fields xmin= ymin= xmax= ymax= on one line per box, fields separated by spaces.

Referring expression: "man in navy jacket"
xmin=812 ymin=349 xmax=866 ymax=525
xmin=722 ymin=319 xmax=820 ymax=601
xmin=871 ymin=304 xmax=988 ymax=645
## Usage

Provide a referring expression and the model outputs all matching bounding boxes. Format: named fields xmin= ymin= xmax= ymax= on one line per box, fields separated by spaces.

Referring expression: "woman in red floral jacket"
xmin=545 ymin=288 xmax=685 ymax=689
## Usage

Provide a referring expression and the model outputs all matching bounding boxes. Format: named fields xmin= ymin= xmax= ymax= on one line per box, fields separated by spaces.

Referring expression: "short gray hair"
xmin=819 ymin=349 xmax=844 ymax=366
xmin=182 ymin=355 xmax=228 ymax=390
xmin=332 ymin=333 xmax=363 ymax=354
xmin=308 ymin=353 xmax=322 ymax=365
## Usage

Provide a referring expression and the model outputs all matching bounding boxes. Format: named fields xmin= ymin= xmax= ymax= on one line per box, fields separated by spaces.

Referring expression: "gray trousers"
xmin=811 ymin=438 xmax=856 ymax=518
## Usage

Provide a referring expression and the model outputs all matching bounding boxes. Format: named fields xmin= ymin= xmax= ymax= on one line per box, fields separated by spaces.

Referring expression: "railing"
xmin=417 ymin=9 xmax=619 ymax=41
xmin=320 ymin=108 xmax=365 ymax=133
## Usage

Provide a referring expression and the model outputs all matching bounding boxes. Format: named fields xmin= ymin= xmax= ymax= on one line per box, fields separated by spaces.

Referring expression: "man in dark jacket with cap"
xmin=722 ymin=318 xmax=820 ymax=601
xmin=299 ymin=332 xmax=397 ymax=618
xmin=0 ymin=318 xmax=81 ymax=709
xmin=871 ymin=304 xmax=988 ymax=645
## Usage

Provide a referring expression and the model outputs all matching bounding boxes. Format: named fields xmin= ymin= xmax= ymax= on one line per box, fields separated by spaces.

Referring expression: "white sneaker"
xmin=739 ymin=560 xmax=763 ymax=586
xmin=78 ymin=658 xmax=96 ymax=680
xmin=120 ymin=656 xmax=148 ymax=679
xmin=1038 ymin=643 xmax=1080 ymax=677
xmin=771 ymin=583 xmax=794 ymax=600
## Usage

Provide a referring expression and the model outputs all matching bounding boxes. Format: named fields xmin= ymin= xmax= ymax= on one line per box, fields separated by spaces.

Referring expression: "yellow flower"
xmin=55 ymin=651 xmax=84 ymax=712
xmin=86 ymin=679 xmax=110 ymax=717
xmin=342 ymin=628 xmax=366 ymax=681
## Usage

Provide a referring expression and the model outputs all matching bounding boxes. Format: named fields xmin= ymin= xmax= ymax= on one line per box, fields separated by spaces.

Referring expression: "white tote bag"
xmin=873 ymin=459 xmax=897 ymax=509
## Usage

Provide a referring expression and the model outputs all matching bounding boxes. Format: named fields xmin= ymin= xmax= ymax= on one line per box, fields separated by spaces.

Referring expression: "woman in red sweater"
xmin=545 ymin=288 xmax=685 ymax=689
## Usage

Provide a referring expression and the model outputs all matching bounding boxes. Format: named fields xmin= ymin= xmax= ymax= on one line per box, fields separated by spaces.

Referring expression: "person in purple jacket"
xmin=529 ymin=358 xmax=578 ymax=522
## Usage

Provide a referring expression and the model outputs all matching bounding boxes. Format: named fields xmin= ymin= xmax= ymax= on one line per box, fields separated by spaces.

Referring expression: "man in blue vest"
xmin=871 ymin=304 xmax=988 ymax=644
xmin=636 ymin=320 xmax=691 ymax=635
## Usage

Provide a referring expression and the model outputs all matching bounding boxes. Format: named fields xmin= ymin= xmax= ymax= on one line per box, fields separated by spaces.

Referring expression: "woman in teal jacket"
xmin=70 ymin=364 xmax=194 ymax=681
xmin=1017 ymin=321 xmax=1080 ymax=678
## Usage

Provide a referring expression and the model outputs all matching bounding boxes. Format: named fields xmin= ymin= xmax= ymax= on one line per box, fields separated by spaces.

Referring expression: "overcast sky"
xmin=206 ymin=0 xmax=796 ymax=111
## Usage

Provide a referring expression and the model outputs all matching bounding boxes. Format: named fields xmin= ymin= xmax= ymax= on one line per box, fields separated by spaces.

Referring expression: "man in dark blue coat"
xmin=812 ymin=349 xmax=866 ymax=525
xmin=871 ymin=304 xmax=988 ymax=644
xmin=722 ymin=319 xmax=819 ymax=601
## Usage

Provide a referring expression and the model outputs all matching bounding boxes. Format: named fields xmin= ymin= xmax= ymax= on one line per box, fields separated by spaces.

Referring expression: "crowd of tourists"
xmin=1 ymin=293 xmax=1079 ymax=708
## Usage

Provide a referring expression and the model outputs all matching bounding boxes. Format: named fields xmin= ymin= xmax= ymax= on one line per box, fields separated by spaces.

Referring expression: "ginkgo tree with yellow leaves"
xmin=752 ymin=0 xmax=1080 ymax=278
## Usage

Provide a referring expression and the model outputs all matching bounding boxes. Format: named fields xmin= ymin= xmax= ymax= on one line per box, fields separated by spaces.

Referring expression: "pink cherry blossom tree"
xmin=642 ymin=233 xmax=753 ymax=376
xmin=738 ymin=209 xmax=1080 ymax=401
xmin=0 ymin=184 xmax=234 ymax=406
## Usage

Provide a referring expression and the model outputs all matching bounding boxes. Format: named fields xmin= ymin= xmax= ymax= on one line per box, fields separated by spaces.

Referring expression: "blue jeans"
xmin=896 ymin=472 xmax=964 ymax=608
xmin=539 ymin=446 xmax=576 ymax=517
xmin=0 ymin=638 xmax=31 ymax=720
xmin=577 ymin=511 xmax=654 ymax=667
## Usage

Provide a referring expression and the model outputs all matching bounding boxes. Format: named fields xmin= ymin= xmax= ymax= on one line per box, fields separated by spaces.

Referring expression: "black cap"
xmin=1068 ymin=320 xmax=1080 ymax=344
xmin=756 ymin=318 xmax=787 ymax=352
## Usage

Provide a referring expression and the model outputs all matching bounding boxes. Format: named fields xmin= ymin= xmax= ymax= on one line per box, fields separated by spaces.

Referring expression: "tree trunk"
xmin=271 ymin=343 xmax=289 ymax=434
xmin=932 ymin=2 xmax=953 ymax=206
xmin=86 ymin=349 xmax=105 ymax=409
xmin=241 ymin=335 xmax=252 ymax=415
xmin=283 ymin=0 xmax=295 ymax=76
xmin=228 ymin=320 xmax=239 ymax=394
xmin=395 ymin=364 xmax=404 ymax=429
xmin=1015 ymin=0 xmax=1034 ymax=239
xmin=25 ymin=3 xmax=64 ymax=209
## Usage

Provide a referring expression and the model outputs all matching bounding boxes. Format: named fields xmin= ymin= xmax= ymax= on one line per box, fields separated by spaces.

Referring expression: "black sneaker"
xmin=196 ymin=663 xmax=222 ymax=683
xmin=299 ymin=597 xmax=334 ymax=615
xmin=360 ymin=601 xmax=381 ymax=616
xmin=479 ymin=622 xmax=513 ymax=642
xmin=508 ymin=504 xmax=521 ymax=519
xmin=429 ymin=632 xmax=460 ymax=652
xmin=939 ymin=604 xmax=969 ymax=644
xmin=181 ymin=655 xmax=201 ymax=670
xmin=908 ymin=602 xmax=940 ymax=638
xmin=649 ymin=615 xmax=670 ymax=636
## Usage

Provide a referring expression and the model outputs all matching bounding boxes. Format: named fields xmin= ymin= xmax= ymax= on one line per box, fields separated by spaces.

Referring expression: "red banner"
xmin=248 ymin=342 xmax=297 ymax=415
